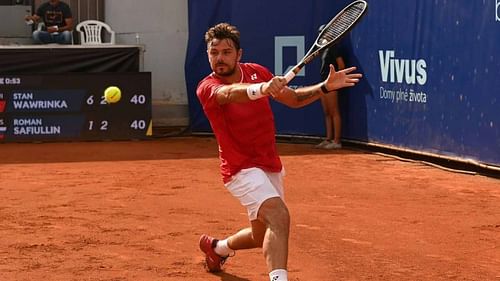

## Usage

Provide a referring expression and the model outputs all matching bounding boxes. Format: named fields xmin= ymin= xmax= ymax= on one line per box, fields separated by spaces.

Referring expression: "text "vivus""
xmin=379 ymin=50 xmax=427 ymax=85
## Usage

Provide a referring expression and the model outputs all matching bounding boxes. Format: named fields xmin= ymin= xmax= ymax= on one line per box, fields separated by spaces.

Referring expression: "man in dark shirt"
xmin=25 ymin=0 xmax=73 ymax=44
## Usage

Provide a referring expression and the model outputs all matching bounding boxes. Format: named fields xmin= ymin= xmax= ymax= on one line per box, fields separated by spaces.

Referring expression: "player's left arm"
xmin=273 ymin=65 xmax=361 ymax=108
xmin=273 ymin=83 xmax=325 ymax=108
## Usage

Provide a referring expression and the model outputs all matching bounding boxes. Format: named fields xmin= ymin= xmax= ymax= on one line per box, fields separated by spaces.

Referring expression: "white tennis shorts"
xmin=225 ymin=167 xmax=285 ymax=221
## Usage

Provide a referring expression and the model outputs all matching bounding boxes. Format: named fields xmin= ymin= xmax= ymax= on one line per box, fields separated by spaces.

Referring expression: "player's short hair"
xmin=205 ymin=22 xmax=241 ymax=50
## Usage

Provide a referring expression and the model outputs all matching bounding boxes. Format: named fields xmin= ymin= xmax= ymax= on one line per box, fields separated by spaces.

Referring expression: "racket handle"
xmin=284 ymin=71 xmax=296 ymax=83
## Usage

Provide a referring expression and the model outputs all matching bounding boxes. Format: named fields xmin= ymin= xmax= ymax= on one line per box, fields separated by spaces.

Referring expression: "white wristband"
xmin=247 ymin=83 xmax=264 ymax=100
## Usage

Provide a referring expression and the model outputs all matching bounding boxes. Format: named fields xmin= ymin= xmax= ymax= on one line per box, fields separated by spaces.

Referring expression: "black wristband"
xmin=320 ymin=82 xmax=330 ymax=94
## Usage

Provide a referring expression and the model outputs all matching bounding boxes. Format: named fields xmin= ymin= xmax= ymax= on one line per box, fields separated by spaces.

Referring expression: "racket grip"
xmin=284 ymin=71 xmax=295 ymax=83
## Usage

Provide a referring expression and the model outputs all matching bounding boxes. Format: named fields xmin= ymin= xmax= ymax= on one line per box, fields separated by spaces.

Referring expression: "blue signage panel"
xmin=347 ymin=1 xmax=500 ymax=165
xmin=186 ymin=0 xmax=500 ymax=166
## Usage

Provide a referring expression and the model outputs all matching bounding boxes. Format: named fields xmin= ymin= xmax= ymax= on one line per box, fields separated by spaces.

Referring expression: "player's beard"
xmin=214 ymin=62 xmax=236 ymax=77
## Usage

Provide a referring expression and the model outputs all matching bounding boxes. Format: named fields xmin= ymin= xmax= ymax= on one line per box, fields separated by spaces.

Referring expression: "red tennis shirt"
xmin=196 ymin=63 xmax=283 ymax=183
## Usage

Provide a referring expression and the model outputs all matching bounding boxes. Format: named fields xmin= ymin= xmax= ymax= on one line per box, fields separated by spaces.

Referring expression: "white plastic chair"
xmin=76 ymin=20 xmax=115 ymax=45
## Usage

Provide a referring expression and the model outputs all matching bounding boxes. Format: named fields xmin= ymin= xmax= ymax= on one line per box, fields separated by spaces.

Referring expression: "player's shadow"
xmin=215 ymin=271 xmax=251 ymax=281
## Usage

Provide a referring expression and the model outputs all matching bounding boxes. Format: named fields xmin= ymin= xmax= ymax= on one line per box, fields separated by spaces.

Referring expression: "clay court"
xmin=0 ymin=137 xmax=499 ymax=281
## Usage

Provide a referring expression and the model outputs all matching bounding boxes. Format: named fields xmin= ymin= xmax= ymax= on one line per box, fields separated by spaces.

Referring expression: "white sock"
xmin=269 ymin=269 xmax=288 ymax=281
xmin=214 ymin=239 xmax=234 ymax=257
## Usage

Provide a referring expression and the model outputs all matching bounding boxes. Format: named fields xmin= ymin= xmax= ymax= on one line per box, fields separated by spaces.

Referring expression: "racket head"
xmin=284 ymin=0 xmax=368 ymax=83
xmin=316 ymin=0 xmax=368 ymax=48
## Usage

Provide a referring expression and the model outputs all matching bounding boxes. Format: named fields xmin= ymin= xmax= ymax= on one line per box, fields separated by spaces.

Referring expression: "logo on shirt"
xmin=250 ymin=73 xmax=258 ymax=81
xmin=274 ymin=36 xmax=305 ymax=77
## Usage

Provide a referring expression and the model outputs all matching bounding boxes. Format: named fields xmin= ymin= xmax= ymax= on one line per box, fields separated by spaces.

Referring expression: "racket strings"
xmin=318 ymin=4 xmax=365 ymax=46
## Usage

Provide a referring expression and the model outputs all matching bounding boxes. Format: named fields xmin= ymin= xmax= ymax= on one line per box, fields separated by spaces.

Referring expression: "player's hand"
xmin=325 ymin=64 xmax=362 ymax=91
xmin=262 ymin=76 xmax=287 ymax=98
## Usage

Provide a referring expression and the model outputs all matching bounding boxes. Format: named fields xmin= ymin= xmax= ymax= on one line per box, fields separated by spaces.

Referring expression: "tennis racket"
xmin=284 ymin=0 xmax=368 ymax=83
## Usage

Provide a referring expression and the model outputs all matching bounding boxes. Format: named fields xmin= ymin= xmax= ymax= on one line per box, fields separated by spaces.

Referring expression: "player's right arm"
xmin=214 ymin=77 xmax=287 ymax=105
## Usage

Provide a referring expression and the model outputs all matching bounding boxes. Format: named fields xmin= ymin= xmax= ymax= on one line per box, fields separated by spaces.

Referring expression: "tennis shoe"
xmin=199 ymin=234 xmax=228 ymax=272
xmin=324 ymin=141 xmax=342 ymax=149
xmin=315 ymin=139 xmax=331 ymax=149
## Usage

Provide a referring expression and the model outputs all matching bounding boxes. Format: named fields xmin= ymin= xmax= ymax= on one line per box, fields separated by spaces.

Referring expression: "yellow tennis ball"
xmin=104 ymin=86 xmax=121 ymax=103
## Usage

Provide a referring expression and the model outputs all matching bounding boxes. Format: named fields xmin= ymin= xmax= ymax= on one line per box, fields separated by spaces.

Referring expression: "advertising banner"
xmin=186 ymin=0 xmax=500 ymax=166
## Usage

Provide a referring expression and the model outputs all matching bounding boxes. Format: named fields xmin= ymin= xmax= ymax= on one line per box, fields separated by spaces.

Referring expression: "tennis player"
xmin=197 ymin=22 xmax=361 ymax=281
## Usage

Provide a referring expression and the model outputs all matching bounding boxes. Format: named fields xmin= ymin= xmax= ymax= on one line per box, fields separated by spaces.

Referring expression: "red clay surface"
xmin=0 ymin=137 xmax=499 ymax=281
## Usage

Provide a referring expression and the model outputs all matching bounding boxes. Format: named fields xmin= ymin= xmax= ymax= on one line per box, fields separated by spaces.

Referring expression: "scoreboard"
xmin=0 ymin=73 xmax=152 ymax=142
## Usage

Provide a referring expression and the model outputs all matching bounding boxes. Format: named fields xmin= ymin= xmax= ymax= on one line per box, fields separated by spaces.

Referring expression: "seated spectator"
xmin=25 ymin=0 xmax=73 ymax=44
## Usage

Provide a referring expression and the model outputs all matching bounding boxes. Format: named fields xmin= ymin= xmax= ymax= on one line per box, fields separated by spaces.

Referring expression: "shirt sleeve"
xmin=62 ymin=4 xmax=73 ymax=18
xmin=196 ymin=78 xmax=222 ymax=112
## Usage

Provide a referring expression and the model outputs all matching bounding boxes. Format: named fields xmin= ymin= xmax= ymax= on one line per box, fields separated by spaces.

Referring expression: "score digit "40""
xmin=130 ymin=119 xmax=147 ymax=130
xmin=130 ymin=94 xmax=146 ymax=104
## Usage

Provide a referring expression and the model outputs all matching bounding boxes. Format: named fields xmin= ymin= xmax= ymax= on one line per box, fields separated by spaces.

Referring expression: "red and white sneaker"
xmin=199 ymin=234 xmax=228 ymax=272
